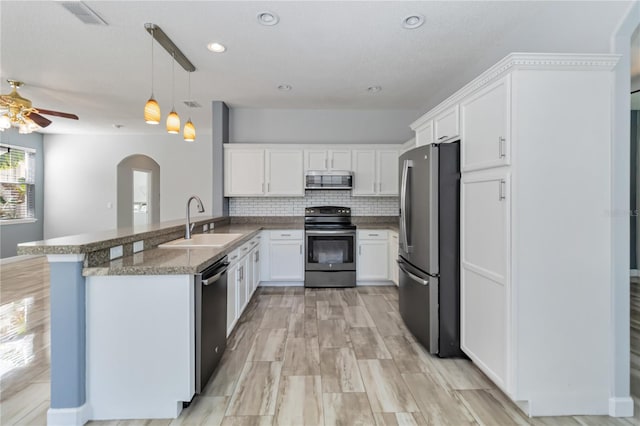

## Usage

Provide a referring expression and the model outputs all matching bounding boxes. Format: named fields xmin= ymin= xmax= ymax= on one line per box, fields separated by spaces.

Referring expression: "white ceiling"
xmin=0 ymin=1 xmax=632 ymax=135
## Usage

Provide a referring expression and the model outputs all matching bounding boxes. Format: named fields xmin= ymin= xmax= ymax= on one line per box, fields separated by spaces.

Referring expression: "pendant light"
xmin=144 ymin=27 xmax=161 ymax=124
xmin=166 ymin=52 xmax=180 ymax=134
xmin=183 ymin=71 xmax=196 ymax=142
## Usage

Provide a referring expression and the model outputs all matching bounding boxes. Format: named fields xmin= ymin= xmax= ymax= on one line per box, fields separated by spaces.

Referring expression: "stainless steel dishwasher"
xmin=195 ymin=256 xmax=229 ymax=393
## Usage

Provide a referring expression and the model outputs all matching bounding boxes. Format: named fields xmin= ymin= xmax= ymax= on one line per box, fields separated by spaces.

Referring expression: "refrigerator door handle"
xmin=400 ymin=159 xmax=412 ymax=252
xmin=397 ymin=260 xmax=428 ymax=286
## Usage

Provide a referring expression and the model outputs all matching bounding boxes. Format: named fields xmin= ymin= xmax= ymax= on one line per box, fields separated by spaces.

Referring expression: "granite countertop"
xmin=21 ymin=215 xmax=398 ymax=276
xmin=17 ymin=216 xmax=229 ymax=255
xmin=83 ymin=224 xmax=264 ymax=276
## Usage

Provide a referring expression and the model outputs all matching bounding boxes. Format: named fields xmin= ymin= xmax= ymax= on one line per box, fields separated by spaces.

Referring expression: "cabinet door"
xmin=460 ymin=76 xmax=510 ymax=171
xmin=266 ymin=150 xmax=304 ymax=196
xmin=357 ymin=240 xmax=389 ymax=281
xmin=352 ymin=150 xmax=376 ymax=196
xmin=224 ymin=149 xmax=265 ymax=196
xmin=237 ymin=261 xmax=247 ymax=315
xmin=330 ymin=150 xmax=351 ymax=170
xmin=304 ymin=150 xmax=328 ymax=171
xmin=252 ymin=248 xmax=260 ymax=294
xmin=226 ymin=263 xmax=239 ymax=336
xmin=460 ymin=171 xmax=510 ymax=389
xmin=434 ymin=105 xmax=460 ymax=143
xmin=389 ymin=232 xmax=399 ymax=285
xmin=269 ymin=240 xmax=304 ymax=281
xmin=415 ymin=121 xmax=434 ymax=147
xmin=377 ymin=150 xmax=399 ymax=196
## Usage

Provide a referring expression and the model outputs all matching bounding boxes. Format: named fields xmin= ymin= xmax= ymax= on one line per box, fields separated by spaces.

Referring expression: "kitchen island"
xmin=17 ymin=215 xmax=397 ymax=424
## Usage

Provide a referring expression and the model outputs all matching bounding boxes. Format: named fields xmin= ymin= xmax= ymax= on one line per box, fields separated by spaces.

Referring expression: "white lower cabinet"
xmin=226 ymin=235 xmax=262 ymax=336
xmin=388 ymin=231 xmax=399 ymax=285
xmin=461 ymin=170 xmax=510 ymax=388
xmin=226 ymin=260 xmax=239 ymax=336
xmin=267 ymin=231 xmax=304 ymax=281
xmin=357 ymin=230 xmax=389 ymax=282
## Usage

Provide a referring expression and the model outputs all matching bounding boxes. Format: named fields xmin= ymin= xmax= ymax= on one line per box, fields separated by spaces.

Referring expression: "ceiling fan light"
xmin=18 ymin=122 xmax=31 ymax=134
xmin=0 ymin=115 xmax=10 ymax=130
xmin=166 ymin=109 xmax=180 ymax=134
xmin=183 ymin=119 xmax=196 ymax=142
xmin=144 ymin=97 xmax=161 ymax=124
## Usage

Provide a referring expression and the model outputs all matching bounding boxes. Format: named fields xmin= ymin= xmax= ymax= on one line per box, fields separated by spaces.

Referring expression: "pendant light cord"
xmin=171 ymin=52 xmax=176 ymax=109
xmin=150 ymin=28 xmax=155 ymax=96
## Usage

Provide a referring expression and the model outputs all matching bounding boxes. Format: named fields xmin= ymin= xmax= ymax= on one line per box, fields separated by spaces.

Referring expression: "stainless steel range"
xmin=304 ymin=206 xmax=356 ymax=288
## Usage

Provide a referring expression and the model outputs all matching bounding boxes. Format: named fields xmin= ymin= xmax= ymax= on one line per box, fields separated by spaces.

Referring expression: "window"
xmin=0 ymin=144 xmax=35 ymax=221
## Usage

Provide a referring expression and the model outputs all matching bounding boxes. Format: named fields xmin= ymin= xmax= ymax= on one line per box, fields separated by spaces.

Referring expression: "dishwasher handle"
xmin=201 ymin=258 xmax=230 ymax=286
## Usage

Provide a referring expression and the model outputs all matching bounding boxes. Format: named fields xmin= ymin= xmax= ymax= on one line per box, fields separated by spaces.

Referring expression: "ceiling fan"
xmin=0 ymin=79 xmax=78 ymax=133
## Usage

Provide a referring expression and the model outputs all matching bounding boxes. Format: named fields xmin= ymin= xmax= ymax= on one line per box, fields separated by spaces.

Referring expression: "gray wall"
xmin=229 ymin=108 xmax=420 ymax=144
xmin=0 ymin=129 xmax=44 ymax=258
xmin=632 ymin=111 xmax=639 ymax=270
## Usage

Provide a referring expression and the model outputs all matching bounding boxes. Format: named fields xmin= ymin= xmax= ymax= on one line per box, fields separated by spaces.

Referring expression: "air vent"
xmin=183 ymin=100 xmax=202 ymax=108
xmin=60 ymin=1 xmax=108 ymax=25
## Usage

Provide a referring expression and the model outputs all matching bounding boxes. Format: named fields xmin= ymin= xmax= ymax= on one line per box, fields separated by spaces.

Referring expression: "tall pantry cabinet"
xmin=410 ymin=53 xmax=620 ymax=416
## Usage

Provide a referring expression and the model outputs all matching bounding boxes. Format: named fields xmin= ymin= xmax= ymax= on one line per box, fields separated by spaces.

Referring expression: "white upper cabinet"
xmin=304 ymin=149 xmax=351 ymax=171
xmin=434 ymin=105 xmax=460 ymax=143
xmin=415 ymin=120 xmax=434 ymax=147
xmin=352 ymin=150 xmax=377 ymax=195
xmin=460 ymin=76 xmax=511 ymax=171
xmin=352 ymin=149 xmax=399 ymax=196
xmin=224 ymin=149 xmax=265 ymax=196
xmin=224 ymin=146 xmax=304 ymax=197
xmin=266 ymin=150 xmax=304 ymax=196
xmin=377 ymin=150 xmax=399 ymax=195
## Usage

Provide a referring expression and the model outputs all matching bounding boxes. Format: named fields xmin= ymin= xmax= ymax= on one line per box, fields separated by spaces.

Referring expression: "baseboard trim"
xmin=357 ymin=280 xmax=395 ymax=286
xmin=47 ymin=403 xmax=91 ymax=426
xmin=631 ymin=269 xmax=639 ymax=278
xmin=259 ymin=281 xmax=304 ymax=287
xmin=609 ymin=397 xmax=634 ymax=417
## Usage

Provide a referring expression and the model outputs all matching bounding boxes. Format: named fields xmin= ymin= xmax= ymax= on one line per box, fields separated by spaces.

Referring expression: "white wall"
xmin=43 ymin=133 xmax=212 ymax=239
xmin=229 ymin=108 xmax=419 ymax=144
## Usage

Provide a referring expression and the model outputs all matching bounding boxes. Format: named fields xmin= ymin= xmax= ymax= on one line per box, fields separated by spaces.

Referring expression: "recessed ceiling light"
xmin=207 ymin=42 xmax=226 ymax=53
xmin=402 ymin=14 xmax=425 ymax=29
xmin=257 ymin=11 xmax=279 ymax=26
xmin=367 ymin=86 xmax=382 ymax=93
xmin=277 ymin=84 xmax=292 ymax=91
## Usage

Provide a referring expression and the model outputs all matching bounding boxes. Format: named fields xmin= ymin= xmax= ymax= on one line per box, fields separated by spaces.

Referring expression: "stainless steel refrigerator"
xmin=398 ymin=141 xmax=463 ymax=358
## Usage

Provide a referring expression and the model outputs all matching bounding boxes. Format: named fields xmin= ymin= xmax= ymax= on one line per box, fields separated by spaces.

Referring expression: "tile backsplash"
xmin=229 ymin=191 xmax=399 ymax=216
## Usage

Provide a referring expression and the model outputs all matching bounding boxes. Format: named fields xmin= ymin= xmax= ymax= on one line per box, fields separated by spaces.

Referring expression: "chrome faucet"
xmin=185 ymin=195 xmax=205 ymax=239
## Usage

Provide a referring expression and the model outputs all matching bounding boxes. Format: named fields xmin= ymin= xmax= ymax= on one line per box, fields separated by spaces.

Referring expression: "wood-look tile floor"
xmin=1 ymin=256 xmax=639 ymax=425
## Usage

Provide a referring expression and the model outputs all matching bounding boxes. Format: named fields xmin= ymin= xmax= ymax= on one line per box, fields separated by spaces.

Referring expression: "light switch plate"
xmin=110 ymin=245 xmax=123 ymax=260
xmin=202 ymin=224 xmax=209 ymax=232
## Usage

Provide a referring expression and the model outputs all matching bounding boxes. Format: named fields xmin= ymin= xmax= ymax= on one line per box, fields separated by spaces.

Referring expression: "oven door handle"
xmin=305 ymin=230 xmax=356 ymax=235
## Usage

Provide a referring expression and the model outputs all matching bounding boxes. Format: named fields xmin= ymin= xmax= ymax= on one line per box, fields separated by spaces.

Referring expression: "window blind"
xmin=0 ymin=144 xmax=36 ymax=220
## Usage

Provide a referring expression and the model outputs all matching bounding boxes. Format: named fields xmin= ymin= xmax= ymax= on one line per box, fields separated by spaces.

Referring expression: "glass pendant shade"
xmin=0 ymin=115 xmax=11 ymax=130
xmin=183 ymin=119 xmax=196 ymax=142
xmin=166 ymin=109 xmax=180 ymax=134
xmin=144 ymin=97 xmax=161 ymax=124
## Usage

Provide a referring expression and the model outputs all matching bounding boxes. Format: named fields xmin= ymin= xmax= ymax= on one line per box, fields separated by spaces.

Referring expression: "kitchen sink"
xmin=158 ymin=233 xmax=244 ymax=249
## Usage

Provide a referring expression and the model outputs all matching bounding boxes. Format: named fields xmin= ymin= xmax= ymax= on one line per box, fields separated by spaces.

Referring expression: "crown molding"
xmin=410 ymin=52 xmax=621 ymax=131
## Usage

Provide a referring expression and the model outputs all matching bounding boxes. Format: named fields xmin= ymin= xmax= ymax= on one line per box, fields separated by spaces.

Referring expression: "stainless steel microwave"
xmin=305 ymin=171 xmax=353 ymax=190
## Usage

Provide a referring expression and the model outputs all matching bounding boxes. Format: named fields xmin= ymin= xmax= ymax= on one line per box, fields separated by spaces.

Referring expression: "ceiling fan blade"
xmin=28 ymin=113 xmax=52 ymax=128
xmin=35 ymin=108 xmax=78 ymax=120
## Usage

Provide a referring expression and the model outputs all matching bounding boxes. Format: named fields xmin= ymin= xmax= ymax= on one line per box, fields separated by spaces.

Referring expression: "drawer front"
xmin=270 ymin=230 xmax=303 ymax=240
xmin=238 ymin=241 xmax=253 ymax=257
xmin=227 ymin=248 xmax=241 ymax=265
xmin=357 ymin=230 xmax=388 ymax=240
